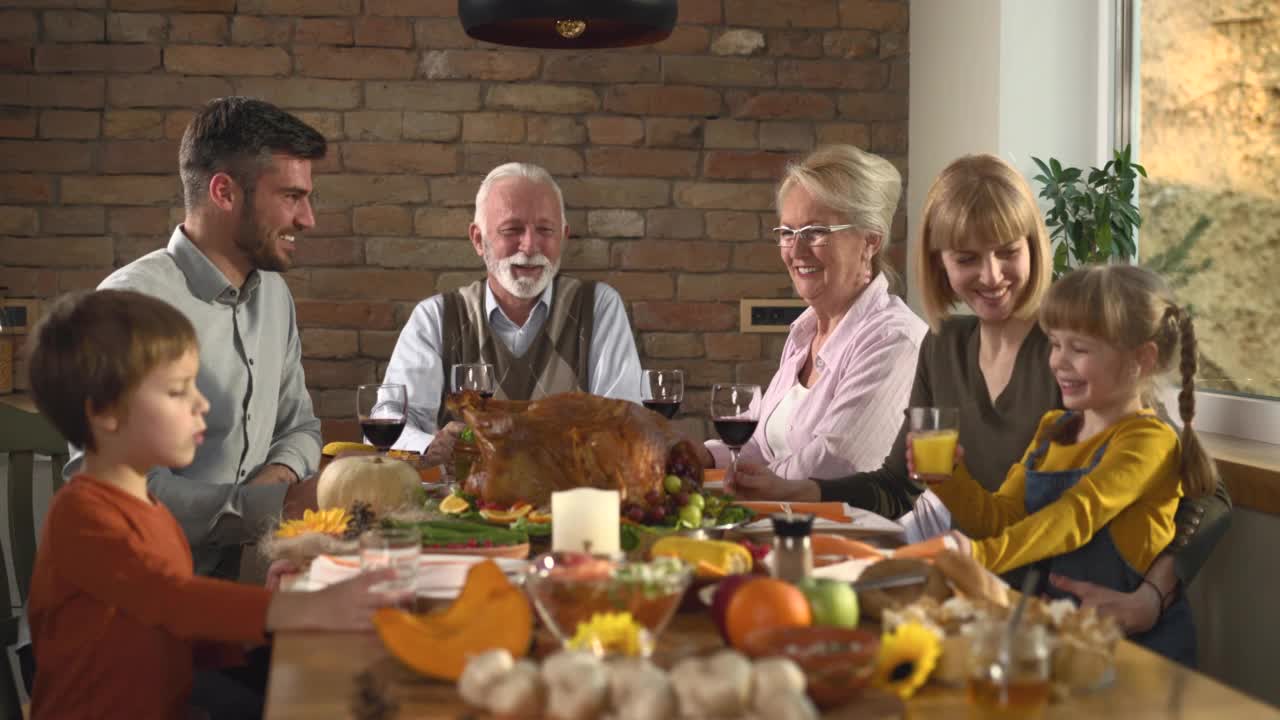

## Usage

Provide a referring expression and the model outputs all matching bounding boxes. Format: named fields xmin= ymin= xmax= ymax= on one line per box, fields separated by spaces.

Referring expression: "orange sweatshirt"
xmin=28 ymin=475 xmax=273 ymax=720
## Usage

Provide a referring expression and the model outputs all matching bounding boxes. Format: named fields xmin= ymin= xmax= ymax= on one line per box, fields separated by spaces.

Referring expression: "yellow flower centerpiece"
xmin=567 ymin=612 xmax=653 ymax=657
xmin=275 ymin=508 xmax=352 ymax=539
xmin=873 ymin=621 xmax=942 ymax=699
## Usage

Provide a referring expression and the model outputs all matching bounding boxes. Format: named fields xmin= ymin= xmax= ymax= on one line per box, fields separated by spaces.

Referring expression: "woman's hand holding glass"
xmin=728 ymin=461 xmax=821 ymax=502
xmin=905 ymin=407 xmax=962 ymax=486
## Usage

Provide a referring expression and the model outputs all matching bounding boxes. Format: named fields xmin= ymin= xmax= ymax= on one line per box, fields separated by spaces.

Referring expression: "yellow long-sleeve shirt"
xmin=934 ymin=410 xmax=1183 ymax=575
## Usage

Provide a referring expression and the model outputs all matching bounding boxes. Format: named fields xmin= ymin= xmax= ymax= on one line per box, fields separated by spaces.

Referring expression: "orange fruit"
xmin=723 ymin=577 xmax=812 ymax=650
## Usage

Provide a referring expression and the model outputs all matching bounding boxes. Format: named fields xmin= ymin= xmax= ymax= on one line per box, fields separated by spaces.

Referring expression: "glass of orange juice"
xmin=908 ymin=407 xmax=959 ymax=481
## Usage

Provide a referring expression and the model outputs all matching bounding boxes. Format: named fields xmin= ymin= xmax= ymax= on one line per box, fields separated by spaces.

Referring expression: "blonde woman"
xmin=732 ymin=155 xmax=1229 ymax=638
xmin=697 ymin=145 xmax=927 ymax=480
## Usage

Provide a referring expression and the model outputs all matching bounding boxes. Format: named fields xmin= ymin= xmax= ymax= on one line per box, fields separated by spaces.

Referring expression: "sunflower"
xmin=873 ymin=621 xmax=942 ymax=699
xmin=275 ymin=508 xmax=352 ymax=539
xmin=567 ymin=612 xmax=653 ymax=657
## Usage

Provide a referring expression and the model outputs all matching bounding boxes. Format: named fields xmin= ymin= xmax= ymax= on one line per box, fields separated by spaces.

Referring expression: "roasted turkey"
xmin=447 ymin=391 xmax=704 ymax=508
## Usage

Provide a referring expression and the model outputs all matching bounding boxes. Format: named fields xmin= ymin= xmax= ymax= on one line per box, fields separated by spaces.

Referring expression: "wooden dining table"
xmin=264 ymin=607 xmax=1280 ymax=719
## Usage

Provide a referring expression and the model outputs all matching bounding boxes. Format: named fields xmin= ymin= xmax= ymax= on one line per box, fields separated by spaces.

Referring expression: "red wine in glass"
xmin=642 ymin=369 xmax=684 ymax=419
xmin=643 ymin=399 xmax=681 ymax=419
xmin=360 ymin=418 xmax=405 ymax=450
xmin=709 ymin=383 xmax=762 ymax=478
xmin=713 ymin=418 xmax=757 ymax=447
xmin=357 ymin=383 xmax=407 ymax=453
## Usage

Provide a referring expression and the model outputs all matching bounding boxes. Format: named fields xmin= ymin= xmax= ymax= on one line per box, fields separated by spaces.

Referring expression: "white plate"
xmin=735 ymin=506 xmax=905 ymax=538
xmin=291 ymin=553 xmax=526 ymax=599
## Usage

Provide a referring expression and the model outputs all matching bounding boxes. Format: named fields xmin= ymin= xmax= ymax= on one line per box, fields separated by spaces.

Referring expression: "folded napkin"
xmin=737 ymin=501 xmax=850 ymax=524
xmin=898 ymin=489 xmax=952 ymax=544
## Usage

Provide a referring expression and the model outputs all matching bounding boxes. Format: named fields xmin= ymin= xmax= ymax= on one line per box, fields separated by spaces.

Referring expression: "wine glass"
xmin=641 ymin=369 xmax=684 ymax=419
xmin=451 ymin=363 xmax=496 ymax=399
xmin=357 ymin=383 xmax=407 ymax=453
xmin=709 ymin=383 xmax=762 ymax=478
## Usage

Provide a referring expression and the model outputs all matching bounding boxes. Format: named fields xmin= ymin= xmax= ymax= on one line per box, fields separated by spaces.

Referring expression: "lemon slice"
xmin=439 ymin=494 xmax=471 ymax=514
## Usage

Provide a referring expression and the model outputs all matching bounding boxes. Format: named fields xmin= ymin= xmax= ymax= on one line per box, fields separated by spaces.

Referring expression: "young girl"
xmin=928 ymin=264 xmax=1216 ymax=664
xmin=25 ymin=289 xmax=393 ymax=719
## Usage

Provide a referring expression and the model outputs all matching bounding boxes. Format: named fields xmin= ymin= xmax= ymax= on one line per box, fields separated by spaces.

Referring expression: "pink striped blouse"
xmin=706 ymin=274 xmax=927 ymax=480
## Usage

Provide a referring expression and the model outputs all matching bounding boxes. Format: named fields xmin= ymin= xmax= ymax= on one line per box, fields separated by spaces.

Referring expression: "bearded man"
xmin=383 ymin=162 xmax=642 ymax=463
xmin=77 ymin=96 xmax=325 ymax=579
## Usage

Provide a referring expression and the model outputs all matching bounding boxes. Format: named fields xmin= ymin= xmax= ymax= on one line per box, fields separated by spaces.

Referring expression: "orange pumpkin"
xmin=374 ymin=560 xmax=532 ymax=681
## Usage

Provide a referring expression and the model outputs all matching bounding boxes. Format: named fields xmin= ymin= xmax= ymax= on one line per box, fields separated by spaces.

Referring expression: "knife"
xmin=850 ymin=572 xmax=930 ymax=593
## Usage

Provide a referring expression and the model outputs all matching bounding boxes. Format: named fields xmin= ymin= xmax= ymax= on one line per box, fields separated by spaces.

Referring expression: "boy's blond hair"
xmin=27 ymin=290 xmax=198 ymax=452
xmin=915 ymin=154 xmax=1053 ymax=331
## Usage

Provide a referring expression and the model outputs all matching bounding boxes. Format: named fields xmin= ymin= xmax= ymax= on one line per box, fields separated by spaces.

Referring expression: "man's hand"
xmin=282 ymin=474 xmax=319 ymax=520
xmin=1049 ymin=573 xmax=1160 ymax=634
xmin=248 ymin=463 xmax=299 ymax=486
xmin=424 ymin=421 xmax=466 ymax=466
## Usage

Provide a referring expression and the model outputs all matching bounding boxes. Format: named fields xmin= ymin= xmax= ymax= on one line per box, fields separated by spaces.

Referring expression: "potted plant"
xmin=1032 ymin=144 xmax=1145 ymax=277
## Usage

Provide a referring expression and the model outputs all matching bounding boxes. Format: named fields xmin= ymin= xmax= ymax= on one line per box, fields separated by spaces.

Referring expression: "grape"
xmin=627 ymin=507 xmax=646 ymax=523
xmin=675 ymin=491 xmax=690 ymax=506
xmin=688 ymin=493 xmax=706 ymax=511
xmin=645 ymin=490 xmax=662 ymax=506
xmin=663 ymin=474 xmax=683 ymax=494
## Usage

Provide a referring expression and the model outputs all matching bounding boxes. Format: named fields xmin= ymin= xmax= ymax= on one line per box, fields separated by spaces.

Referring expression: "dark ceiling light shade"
xmin=459 ymin=0 xmax=678 ymax=49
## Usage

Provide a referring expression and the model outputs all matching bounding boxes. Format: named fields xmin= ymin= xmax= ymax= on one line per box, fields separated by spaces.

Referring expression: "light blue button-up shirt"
xmin=383 ymin=277 xmax=643 ymax=452
xmin=67 ymin=227 xmax=322 ymax=577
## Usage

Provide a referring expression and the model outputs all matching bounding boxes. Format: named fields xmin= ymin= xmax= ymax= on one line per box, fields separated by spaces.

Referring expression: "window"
xmin=1132 ymin=0 xmax=1280 ymax=403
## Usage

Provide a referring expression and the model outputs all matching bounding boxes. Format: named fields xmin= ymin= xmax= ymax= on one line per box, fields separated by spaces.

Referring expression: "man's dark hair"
xmin=179 ymin=96 xmax=326 ymax=210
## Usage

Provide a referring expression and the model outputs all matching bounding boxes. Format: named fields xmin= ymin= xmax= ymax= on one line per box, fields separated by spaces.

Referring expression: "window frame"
xmin=1126 ymin=0 xmax=1280 ymax=444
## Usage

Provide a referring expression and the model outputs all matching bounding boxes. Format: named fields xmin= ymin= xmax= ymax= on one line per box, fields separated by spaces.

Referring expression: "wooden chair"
xmin=0 ymin=399 xmax=67 ymax=719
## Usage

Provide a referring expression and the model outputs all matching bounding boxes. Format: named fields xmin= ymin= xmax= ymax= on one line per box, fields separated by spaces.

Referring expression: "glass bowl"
xmin=524 ymin=552 xmax=692 ymax=656
xmin=739 ymin=625 xmax=881 ymax=709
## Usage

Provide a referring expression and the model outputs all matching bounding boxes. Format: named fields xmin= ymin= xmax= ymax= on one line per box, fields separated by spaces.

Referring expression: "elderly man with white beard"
xmin=382 ymin=162 xmax=643 ymax=464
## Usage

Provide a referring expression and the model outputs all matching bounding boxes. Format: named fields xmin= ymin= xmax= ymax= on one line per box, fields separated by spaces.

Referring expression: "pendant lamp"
xmin=459 ymin=0 xmax=678 ymax=49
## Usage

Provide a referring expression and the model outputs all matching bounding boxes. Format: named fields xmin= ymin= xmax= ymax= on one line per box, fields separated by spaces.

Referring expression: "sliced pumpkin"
xmin=374 ymin=560 xmax=533 ymax=681
xmin=439 ymin=494 xmax=471 ymax=515
xmin=478 ymin=502 xmax=532 ymax=524
xmin=526 ymin=509 xmax=552 ymax=524
xmin=321 ymin=441 xmax=376 ymax=457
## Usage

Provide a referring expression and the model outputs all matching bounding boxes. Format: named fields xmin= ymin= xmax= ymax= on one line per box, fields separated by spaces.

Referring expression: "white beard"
xmin=484 ymin=245 xmax=559 ymax=300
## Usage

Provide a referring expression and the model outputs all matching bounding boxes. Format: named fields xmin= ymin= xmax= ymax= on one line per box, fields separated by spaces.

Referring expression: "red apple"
xmin=709 ymin=574 xmax=754 ymax=643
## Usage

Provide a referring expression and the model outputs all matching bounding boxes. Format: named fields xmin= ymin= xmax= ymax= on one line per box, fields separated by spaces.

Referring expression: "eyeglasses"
xmin=771 ymin=224 xmax=855 ymax=248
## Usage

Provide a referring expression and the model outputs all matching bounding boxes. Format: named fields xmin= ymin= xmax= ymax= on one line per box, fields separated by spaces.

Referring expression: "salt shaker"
xmin=770 ymin=513 xmax=815 ymax=583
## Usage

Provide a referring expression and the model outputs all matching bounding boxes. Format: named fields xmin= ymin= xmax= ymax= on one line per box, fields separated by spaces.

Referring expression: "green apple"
xmin=798 ymin=578 xmax=860 ymax=629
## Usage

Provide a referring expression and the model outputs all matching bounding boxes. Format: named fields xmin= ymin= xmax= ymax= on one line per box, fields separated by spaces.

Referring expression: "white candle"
xmin=551 ymin=488 xmax=620 ymax=555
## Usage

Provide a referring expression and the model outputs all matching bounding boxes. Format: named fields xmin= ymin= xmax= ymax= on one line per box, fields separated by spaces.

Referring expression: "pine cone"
xmin=350 ymin=669 xmax=399 ymax=720
xmin=343 ymin=501 xmax=378 ymax=540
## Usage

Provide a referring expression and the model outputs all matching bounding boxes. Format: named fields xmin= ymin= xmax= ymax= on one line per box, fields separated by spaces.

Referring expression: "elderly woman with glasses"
xmin=696 ymin=145 xmax=927 ymax=482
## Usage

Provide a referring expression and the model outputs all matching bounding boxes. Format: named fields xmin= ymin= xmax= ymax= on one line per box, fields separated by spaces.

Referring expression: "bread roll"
xmin=857 ymin=557 xmax=950 ymax=621
xmin=932 ymin=550 xmax=1010 ymax=608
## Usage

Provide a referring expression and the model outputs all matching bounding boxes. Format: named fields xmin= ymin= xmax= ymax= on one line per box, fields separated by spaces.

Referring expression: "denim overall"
xmin=1014 ymin=412 xmax=1197 ymax=666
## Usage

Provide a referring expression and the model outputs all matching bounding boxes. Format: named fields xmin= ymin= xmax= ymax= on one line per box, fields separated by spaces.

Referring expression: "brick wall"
xmin=0 ymin=0 xmax=909 ymax=443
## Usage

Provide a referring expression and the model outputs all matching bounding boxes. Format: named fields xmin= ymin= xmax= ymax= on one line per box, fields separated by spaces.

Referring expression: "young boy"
xmin=24 ymin=289 xmax=392 ymax=719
